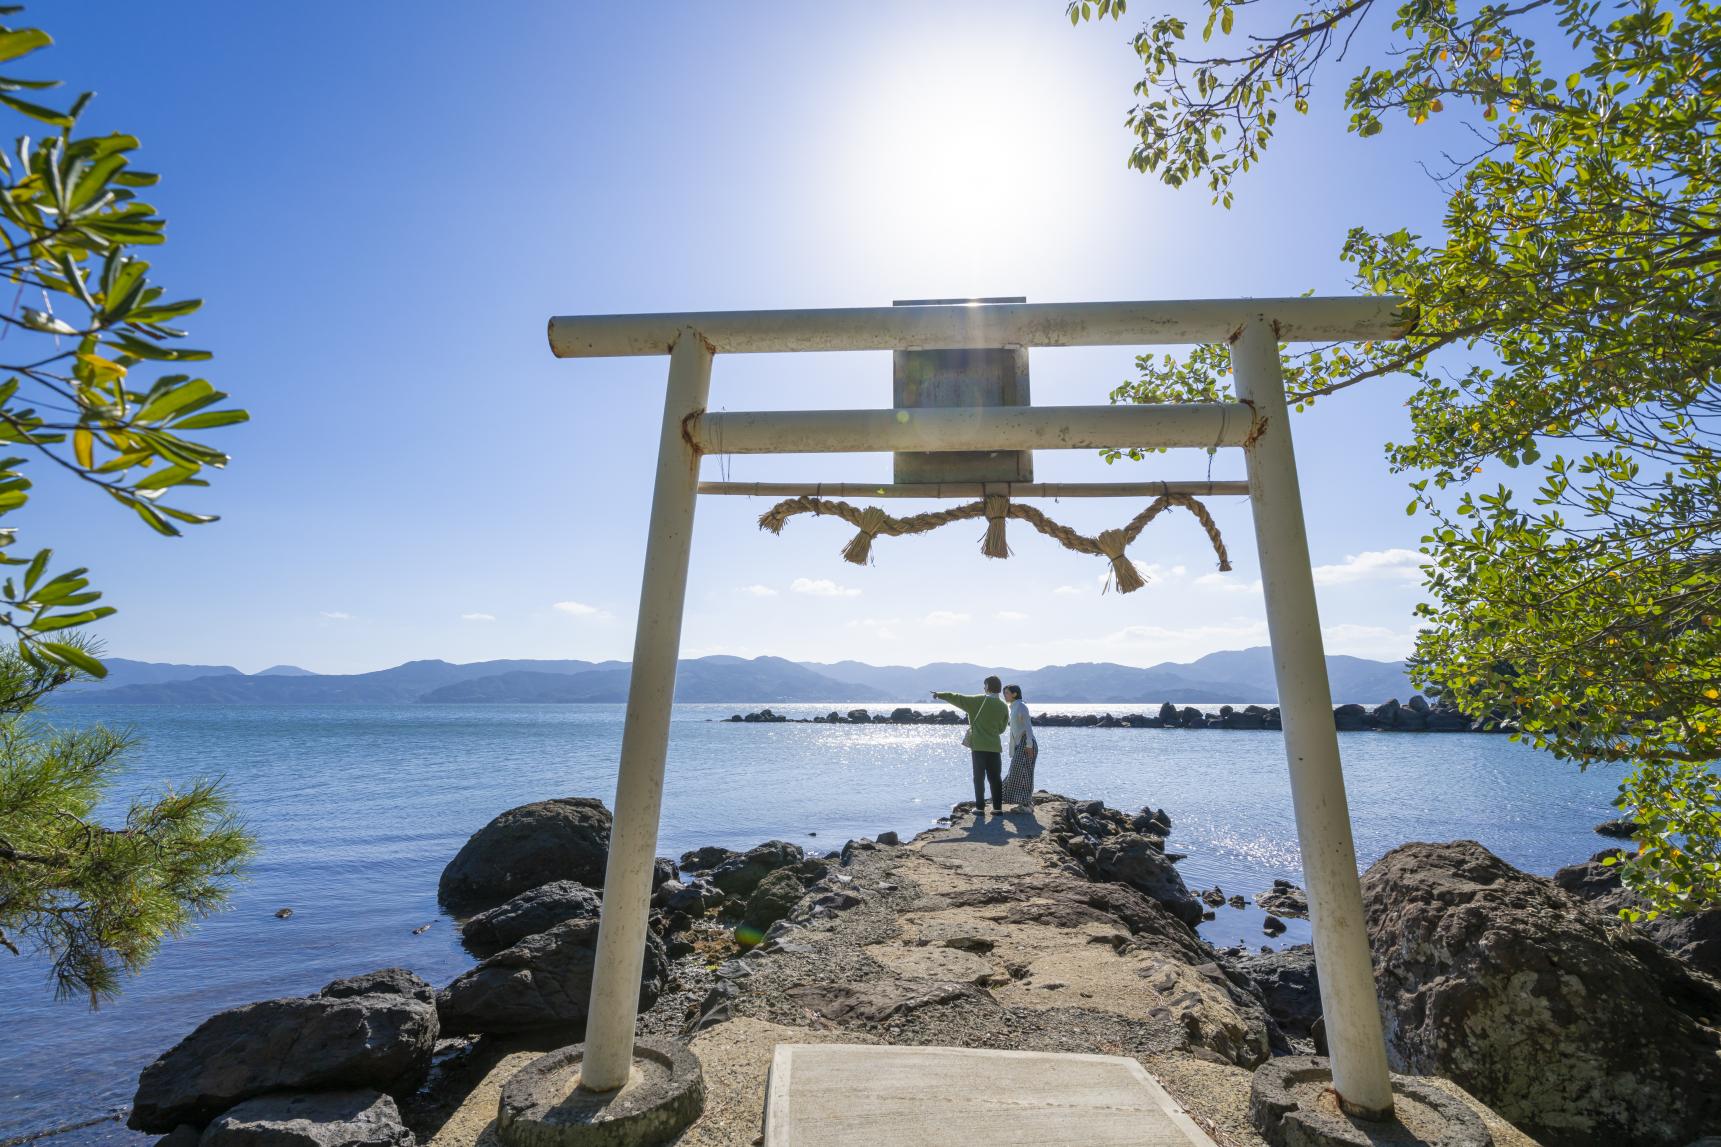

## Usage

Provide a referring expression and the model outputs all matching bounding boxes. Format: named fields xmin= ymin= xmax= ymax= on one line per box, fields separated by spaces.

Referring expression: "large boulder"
xmin=129 ymin=988 xmax=437 ymax=1132
xmin=707 ymin=840 xmax=804 ymax=897
xmin=316 ymin=968 xmax=435 ymax=1006
xmin=740 ymin=868 xmax=806 ymax=934
xmin=437 ymin=917 xmax=668 ymax=1036
xmin=1554 ymin=850 xmax=1721 ymax=980
xmin=1253 ymin=879 xmax=1309 ymax=919
xmin=437 ymin=797 xmax=611 ymax=914
xmin=458 ymin=880 xmax=601 ymax=958
xmin=200 ymin=1090 xmax=413 ymax=1147
xmin=1363 ymin=840 xmax=1721 ymax=1147
xmin=1091 ymin=833 xmax=1203 ymax=926
xmin=1231 ymin=945 xmax=1321 ymax=1041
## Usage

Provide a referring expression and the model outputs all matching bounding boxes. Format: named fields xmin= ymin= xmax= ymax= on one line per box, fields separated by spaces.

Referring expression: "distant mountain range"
xmin=56 ymin=648 xmax=1414 ymax=706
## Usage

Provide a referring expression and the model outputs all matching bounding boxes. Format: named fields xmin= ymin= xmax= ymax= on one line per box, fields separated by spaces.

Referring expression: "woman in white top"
xmin=1001 ymin=684 xmax=1038 ymax=810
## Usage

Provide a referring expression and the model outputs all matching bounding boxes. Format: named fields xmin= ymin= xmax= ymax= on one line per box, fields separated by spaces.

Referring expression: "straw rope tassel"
xmin=841 ymin=506 xmax=890 ymax=565
xmin=981 ymin=494 xmax=1011 ymax=559
xmin=1094 ymin=528 xmax=1146 ymax=593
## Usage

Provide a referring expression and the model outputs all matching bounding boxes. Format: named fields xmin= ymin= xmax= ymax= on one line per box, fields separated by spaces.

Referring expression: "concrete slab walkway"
xmin=762 ymin=1043 xmax=1218 ymax=1146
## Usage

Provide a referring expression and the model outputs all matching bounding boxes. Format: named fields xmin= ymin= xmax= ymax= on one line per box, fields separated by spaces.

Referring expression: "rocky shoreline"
xmin=112 ymin=790 xmax=1721 ymax=1147
xmin=728 ymin=694 xmax=1508 ymax=733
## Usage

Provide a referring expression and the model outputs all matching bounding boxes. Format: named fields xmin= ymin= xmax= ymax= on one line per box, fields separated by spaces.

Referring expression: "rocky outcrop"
xmin=437 ymin=797 xmax=611 ymax=914
xmin=740 ymin=868 xmax=805 ymax=935
xmin=200 ymin=1091 xmax=414 ymax=1147
xmin=1554 ymin=849 xmax=1721 ymax=980
xmin=1231 ymin=945 xmax=1320 ymax=1041
xmin=706 ymin=840 xmax=804 ymax=897
xmin=129 ymin=981 xmax=437 ymax=1132
xmin=1090 ymin=833 xmax=1203 ymax=926
xmin=1363 ymin=840 xmax=1721 ymax=1147
xmin=315 ymin=968 xmax=435 ymax=1007
xmin=1253 ymin=878 xmax=1308 ymax=919
xmin=437 ymin=918 xmax=668 ymax=1036
xmin=458 ymin=879 xmax=601 ymax=957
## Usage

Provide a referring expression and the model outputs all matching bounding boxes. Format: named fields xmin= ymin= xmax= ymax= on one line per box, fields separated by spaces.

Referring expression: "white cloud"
xmin=1322 ymin=623 xmax=1423 ymax=660
xmin=319 ymin=611 xmax=352 ymax=621
xmin=1052 ymin=585 xmax=1084 ymax=597
xmin=1194 ymin=571 xmax=1263 ymax=594
xmin=923 ymin=610 xmax=971 ymax=626
xmin=995 ymin=610 xmax=1029 ymax=622
xmin=791 ymin=577 xmax=861 ymax=598
xmin=461 ymin=612 xmax=496 ymax=622
xmin=1311 ymin=548 xmax=1425 ymax=587
xmin=553 ymin=600 xmax=610 ymax=618
xmin=847 ymin=616 xmax=901 ymax=641
xmin=738 ymin=584 xmax=779 ymax=598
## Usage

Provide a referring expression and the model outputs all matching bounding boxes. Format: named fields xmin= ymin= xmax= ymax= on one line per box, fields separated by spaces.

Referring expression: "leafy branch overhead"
xmin=1076 ymin=0 xmax=1721 ymax=914
xmin=0 ymin=9 xmax=247 ymax=676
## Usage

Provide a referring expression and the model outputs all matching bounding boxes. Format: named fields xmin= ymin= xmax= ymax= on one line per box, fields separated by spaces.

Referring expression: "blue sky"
xmin=25 ymin=2 xmax=1466 ymax=674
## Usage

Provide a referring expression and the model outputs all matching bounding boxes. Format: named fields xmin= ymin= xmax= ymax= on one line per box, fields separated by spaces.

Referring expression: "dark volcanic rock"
xmin=458 ymin=880 xmax=601 ymax=958
xmin=1594 ymin=817 xmax=1639 ymax=839
xmin=1231 ymin=945 xmax=1320 ymax=1040
xmin=437 ymin=797 xmax=611 ymax=914
xmin=437 ymin=917 xmax=667 ymax=1036
xmin=1253 ymin=879 xmax=1309 ymax=919
xmin=1363 ymin=840 xmax=1721 ymax=1147
xmin=679 ymin=845 xmax=734 ymax=871
xmin=707 ymin=840 xmax=804 ymax=897
xmin=200 ymin=1090 xmax=413 ymax=1147
xmin=1555 ymin=849 xmax=1721 ymax=980
xmin=741 ymin=868 xmax=806 ymax=934
xmin=129 ymin=993 xmax=437 ymax=1132
xmin=1090 ymin=833 xmax=1203 ymax=926
xmin=316 ymin=968 xmax=435 ymax=1007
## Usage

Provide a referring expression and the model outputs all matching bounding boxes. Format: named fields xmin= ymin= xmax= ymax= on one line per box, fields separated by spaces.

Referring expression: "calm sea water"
xmin=1 ymin=702 xmax=1624 ymax=1143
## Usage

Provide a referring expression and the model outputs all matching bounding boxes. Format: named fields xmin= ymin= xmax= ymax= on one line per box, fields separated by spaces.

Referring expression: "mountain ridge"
xmin=57 ymin=648 xmax=1414 ymax=705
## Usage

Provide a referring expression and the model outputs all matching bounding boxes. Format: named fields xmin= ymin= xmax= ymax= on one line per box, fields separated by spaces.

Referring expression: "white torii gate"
xmin=546 ymin=297 xmax=1409 ymax=1120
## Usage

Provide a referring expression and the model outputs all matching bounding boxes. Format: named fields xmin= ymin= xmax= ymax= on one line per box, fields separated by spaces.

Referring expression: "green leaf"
xmin=37 ymin=639 xmax=106 ymax=676
xmin=0 ymin=27 xmax=51 ymax=64
xmin=0 ymin=89 xmax=69 ymax=126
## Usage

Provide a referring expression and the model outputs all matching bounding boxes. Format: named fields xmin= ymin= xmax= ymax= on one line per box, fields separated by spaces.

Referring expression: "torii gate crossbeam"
xmin=546 ymin=297 xmax=1412 ymax=1120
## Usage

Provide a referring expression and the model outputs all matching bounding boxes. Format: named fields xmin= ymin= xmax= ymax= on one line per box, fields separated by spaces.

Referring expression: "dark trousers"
xmin=971 ymin=750 xmax=1003 ymax=811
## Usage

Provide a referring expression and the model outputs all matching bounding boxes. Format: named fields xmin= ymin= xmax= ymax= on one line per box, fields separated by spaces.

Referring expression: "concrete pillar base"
xmin=1251 ymin=1057 xmax=1491 ymax=1147
xmin=496 ymin=1039 xmax=703 ymax=1147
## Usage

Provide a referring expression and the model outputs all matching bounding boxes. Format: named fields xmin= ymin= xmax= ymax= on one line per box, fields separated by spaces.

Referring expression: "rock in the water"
xmin=316 ymin=968 xmax=435 ymax=1006
xmin=129 ymin=992 xmax=437 ymax=1132
xmin=436 ymin=917 xmax=667 ymax=1036
xmin=1231 ymin=945 xmax=1320 ymax=1040
xmin=200 ymin=1090 xmax=413 ymax=1147
xmin=652 ymin=856 xmax=678 ymax=890
xmin=679 ymin=844 xmax=734 ymax=871
xmin=437 ymin=797 xmax=611 ymax=914
xmin=1090 ymin=833 xmax=1203 ymax=926
xmin=707 ymin=840 xmax=804 ymax=897
xmin=1253 ymin=878 xmax=1308 ymax=919
xmin=740 ymin=867 xmax=805 ymax=934
xmin=1594 ymin=816 xmax=1639 ymax=838
xmin=458 ymin=879 xmax=601 ymax=958
xmin=1363 ymin=840 xmax=1721 ymax=1147
xmin=876 ymin=830 xmax=900 ymax=846
xmin=1261 ymin=915 xmax=1286 ymax=937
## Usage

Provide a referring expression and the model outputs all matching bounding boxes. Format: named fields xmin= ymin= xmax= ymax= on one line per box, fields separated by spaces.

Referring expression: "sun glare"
xmin=829 ymin=37 xmax=1089 ymax=283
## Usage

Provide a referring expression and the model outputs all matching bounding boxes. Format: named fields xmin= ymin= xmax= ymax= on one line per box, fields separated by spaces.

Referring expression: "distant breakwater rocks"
xmin=728 ymin=694 xmax=1509 ymax=733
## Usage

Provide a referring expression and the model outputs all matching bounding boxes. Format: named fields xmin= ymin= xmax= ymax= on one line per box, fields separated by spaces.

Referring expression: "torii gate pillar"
xmin=1230 ymin=319 xmax=1393 ymax=1117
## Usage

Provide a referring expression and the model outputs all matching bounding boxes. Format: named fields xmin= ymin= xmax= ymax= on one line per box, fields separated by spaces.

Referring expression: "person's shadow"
xmin=950 ymin=807 xmax=1043 ymax=844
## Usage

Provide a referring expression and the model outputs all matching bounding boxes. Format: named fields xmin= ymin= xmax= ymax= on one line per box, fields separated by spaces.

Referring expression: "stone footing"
xmin=1250 ymin=1057 xmax=1491 ymax=1147
xmin=496 ymin=1039 xmax=703 ymax=1147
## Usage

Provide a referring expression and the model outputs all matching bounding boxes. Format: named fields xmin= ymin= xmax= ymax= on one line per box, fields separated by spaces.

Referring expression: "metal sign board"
xmin=892 ymin=297 xmax=1032 ymax=484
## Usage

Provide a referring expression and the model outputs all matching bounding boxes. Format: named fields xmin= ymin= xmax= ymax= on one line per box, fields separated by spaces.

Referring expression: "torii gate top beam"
xmin=547 ymin=296 xmax=1413 ymax=358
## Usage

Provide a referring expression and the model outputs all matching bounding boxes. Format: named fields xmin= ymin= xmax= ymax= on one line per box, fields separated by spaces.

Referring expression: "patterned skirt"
xmin=1002 ymin=742 xmax=1038 ymax=807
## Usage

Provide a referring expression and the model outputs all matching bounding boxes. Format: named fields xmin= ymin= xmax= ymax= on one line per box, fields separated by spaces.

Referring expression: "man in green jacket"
xmin=932 ymin=676 xmax=1011 ymax=817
